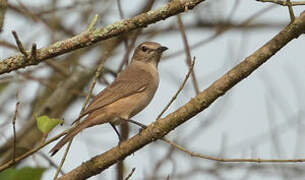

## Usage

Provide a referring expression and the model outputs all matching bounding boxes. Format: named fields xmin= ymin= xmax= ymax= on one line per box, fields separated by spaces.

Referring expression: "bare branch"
xmin=11 ymin=30 xmax=28 ymax=58
xmin=0 ymin=0 xmax=205 ymax=75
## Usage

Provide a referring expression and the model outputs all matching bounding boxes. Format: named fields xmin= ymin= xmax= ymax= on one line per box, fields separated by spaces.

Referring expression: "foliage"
xmin=36 ymin=115 xmax=63 ymax=134
xmin=0 ymin=167 xmax=46 ymax=180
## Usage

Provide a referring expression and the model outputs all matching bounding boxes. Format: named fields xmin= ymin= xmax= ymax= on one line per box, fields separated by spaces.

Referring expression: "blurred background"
xmin=1 ymin=0 xmax=305 ymax=179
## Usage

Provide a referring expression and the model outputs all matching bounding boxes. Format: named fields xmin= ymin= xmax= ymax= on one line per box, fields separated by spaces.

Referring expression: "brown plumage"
xmin=49 ymin=42 xmax=168 ymax=156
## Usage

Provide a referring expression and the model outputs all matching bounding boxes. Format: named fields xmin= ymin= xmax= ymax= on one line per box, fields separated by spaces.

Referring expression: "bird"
xmin=49 ymin=42 xmax=168 ymax=156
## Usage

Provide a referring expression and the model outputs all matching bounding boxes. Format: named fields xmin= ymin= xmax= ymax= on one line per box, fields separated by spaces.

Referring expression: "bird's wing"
xmin=80 ymin=67 xmax=152 ymax=117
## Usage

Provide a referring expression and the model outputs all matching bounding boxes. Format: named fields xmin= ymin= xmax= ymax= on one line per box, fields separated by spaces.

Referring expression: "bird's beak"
xmin=158 ymin=46 xmax=168 ymax=52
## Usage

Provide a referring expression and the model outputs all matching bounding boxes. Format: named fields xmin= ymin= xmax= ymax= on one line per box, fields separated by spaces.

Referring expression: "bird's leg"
xmin=111 ymin=118 xmax=147 ymax=145
xmin=110 ymin=122 xmax=123 ymax=143
xmin=121 ymin=118 xmax=147 ymax=133
xmin=125 ymin=119 xmax=147 ymax=129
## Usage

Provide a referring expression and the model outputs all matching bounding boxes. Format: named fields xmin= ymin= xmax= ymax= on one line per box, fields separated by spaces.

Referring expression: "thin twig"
xmin=177 ymin=15 xmax=200 ymax=94
xmin=125 ymin=168 xmax=136 ymax=180
xmin=31 ymin=43 xmax=37 ymax=61
xmin=38 ymin=152 xmax=65 ymax=175
xmin=257 ymin=0 xmax=305 ymax=6
xmin=116 ymin=0 xmax=125 ymax=20
xmin=44 ymin=60 xmax=69 ymax=77
xmin=0 ymin=40 xmax=17 ymax=50
xmin=117 ymin=33 xmax=139 ymax=73
xmin=11 ymin=30 xmax=28 ymax=58
xmin=88 ymin=14 xmax=99 ymax=31
xmin=53 ymin=144 xmax=70 ymax=179
xmin=124 ymin=118 xmax=305 ymax=164
xmin=151 ymin=145 xmax=175 ymax=180
xmin=17 ymin=71 xmax=57 ymax=90
xmin=162 ymin=138 xmax=305 ymax=163
xmin=156 ymin=58 xmax=195 ymax=120
xmin=166 ymin=6 xmax=275 ymax=60
xmin=286 ymin=0 xmax=295 ymax=22
xmin=226 ymin=0 xmax=240 ymax=21
xmin=16 ymin=0 xmax=39 ymax=22
xmin=11 ymin=99 xmax=20 ymax=163
xmin=116 ymin=0 xmax=130 ymax=71
xmin=116 ymin=0 xmax=129 ymax=60
xmin=83 ymin=64 xmax=106 ymax=113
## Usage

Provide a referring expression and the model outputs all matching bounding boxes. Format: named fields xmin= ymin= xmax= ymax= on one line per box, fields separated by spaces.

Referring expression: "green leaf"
xmin=36 ymin=115 xmax=63 ymax=134
xmin=0 ymin=168 xmax=16 ymax=180
xmin=0 ymin=167 xmax=46 ymax=180
xmin=0 ymin=82 xmax=9 ymax=93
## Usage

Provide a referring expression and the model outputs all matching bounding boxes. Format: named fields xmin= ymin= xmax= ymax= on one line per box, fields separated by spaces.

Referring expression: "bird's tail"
xmin=49 ymin=121 xmax=89 ymax=156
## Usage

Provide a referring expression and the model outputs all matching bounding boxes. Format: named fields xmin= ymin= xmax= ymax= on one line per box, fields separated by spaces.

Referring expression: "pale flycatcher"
xmin=49 ymin=42 xmax=167 ymax=155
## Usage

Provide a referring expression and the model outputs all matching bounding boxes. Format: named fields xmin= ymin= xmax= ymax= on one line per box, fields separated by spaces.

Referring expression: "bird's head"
xmin=132 ymin=42 xmax=168 ymax=67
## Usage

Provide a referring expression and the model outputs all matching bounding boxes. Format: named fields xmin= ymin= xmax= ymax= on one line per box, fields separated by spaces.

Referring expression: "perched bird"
xmin=49 ymin=42 xmax=168 ymax=156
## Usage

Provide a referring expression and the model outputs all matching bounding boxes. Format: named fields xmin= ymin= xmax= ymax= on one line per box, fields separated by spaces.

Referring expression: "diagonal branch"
xmin=257 ymin=0 xmax=305 ymax=6
xmin=0 ymin=0 xmax=205 ymax=75
xmin=58 ymin=10 xmax=305 ymax=180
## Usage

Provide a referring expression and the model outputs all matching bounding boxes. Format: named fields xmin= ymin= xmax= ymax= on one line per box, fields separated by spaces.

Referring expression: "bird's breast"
xmin=106 ymin=63 xmax=159 ymax=121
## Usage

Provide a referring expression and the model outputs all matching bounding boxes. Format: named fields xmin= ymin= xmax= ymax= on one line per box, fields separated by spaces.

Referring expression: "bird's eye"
xmin=141 ymin=46 xmax=148 ymax=52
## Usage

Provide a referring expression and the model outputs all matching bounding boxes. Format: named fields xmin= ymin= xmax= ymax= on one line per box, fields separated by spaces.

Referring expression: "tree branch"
xmin=0 ymin=0 xmax=205 ymax=75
